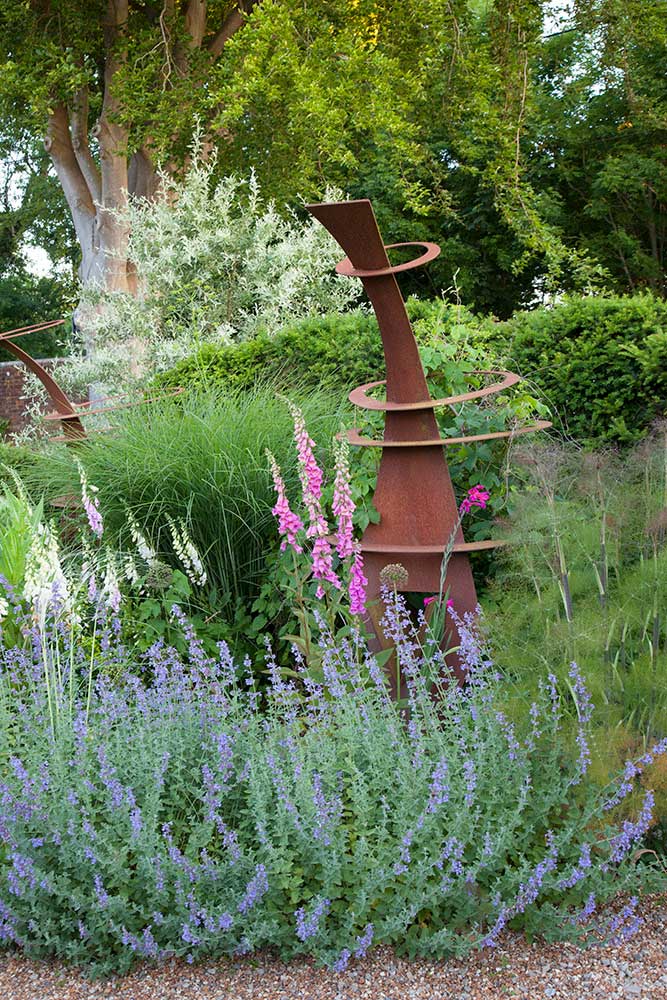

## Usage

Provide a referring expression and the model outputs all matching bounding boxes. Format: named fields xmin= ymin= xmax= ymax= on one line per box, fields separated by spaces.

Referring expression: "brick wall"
xmin=0 ymin=358 xmax=70 ymax=437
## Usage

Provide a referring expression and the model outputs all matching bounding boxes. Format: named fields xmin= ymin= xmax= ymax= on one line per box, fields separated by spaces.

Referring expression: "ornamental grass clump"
xmin=0 ymin=597 xmax=664 ymax=976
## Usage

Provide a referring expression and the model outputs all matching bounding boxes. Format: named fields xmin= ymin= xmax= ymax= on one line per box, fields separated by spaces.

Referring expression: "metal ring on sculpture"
xmin=348 ymin=370 xmax=522 ymax=411
xmin=344 ymin=419 xmax=552 ymax=449
xmin=335 ymin=242 xmax=441 ymax=278
xmin=358 ymin=539 xmax=507 ymax=554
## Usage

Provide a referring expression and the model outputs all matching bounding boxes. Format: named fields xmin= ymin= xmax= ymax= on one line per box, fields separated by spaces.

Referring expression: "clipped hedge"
xmin=498 ymin=293 xmax=667 ymax=445
xmin=154 ymin=299 xmax=484 ymax=395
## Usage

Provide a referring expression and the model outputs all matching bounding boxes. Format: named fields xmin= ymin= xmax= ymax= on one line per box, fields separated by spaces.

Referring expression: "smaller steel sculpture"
xmin=0 ymin=319 xmax=86 ymax=439
xmin=0 ymin=318 xmax=183 ymax=442
xmin=307 ymin=199 xmax=550 ymax=682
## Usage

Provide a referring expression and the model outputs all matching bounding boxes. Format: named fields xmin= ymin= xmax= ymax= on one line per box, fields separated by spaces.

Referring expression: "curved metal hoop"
xmin=335 ymin=241 xmax=441 ymax=278
xmin=0 ymin=319 xmax=85 ymax=439
xmin=345 ymin=419 xmax=552 ymax=449
xmin=359 ymin=539 xmax=506 ymax=555
xmin=43 ymin=385 xmax=186 ymax=423
xmin=349 ymin=370 xmax=522 ymax=412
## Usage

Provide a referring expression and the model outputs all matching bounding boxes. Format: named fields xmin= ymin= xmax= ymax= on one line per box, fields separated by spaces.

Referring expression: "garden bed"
xmin=1 ymin=895 xmax=666 ymax=999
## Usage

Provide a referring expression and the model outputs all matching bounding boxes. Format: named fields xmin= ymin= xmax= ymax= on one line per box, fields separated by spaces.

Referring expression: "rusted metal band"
xmin=345 ymin=419 xmax=552 ymax=448
xmin=349 ymin=370 xmax=522 ymax=411
xmin=335 ymin=241 xmax=440 ymax=278
xmin=359 ymin=539 xmax=506 ymax=554
xmin=43 ymin=385 xmax=186 ymax=422
xmin=0 ymin=319 xmax=65 ymax=341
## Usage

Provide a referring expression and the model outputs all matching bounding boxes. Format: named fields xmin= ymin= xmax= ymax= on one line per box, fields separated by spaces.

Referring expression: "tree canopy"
xmin=0 ymin=0 xmax=664 ymax=319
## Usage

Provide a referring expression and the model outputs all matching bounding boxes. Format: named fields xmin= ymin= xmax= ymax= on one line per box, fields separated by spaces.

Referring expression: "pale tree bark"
xmin=42 ymin=0 xmax=259 ymax=302
xmin=44 ymin=104 xmax=100 ymax=285
xmin=95 ymin=0 xmax=131 ymax=294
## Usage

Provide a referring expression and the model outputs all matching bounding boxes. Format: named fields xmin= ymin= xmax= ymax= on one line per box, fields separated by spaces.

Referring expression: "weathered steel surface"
xmin=1 ymin=320 xmax=185 ymax=443
xmin=0 ymin=320 xmax=86 ymax=440
xmin=307 ymin=198 xmax=549 ymax=685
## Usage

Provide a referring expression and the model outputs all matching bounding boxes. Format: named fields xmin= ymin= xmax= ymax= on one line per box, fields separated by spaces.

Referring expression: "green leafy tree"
xmin=532 ymin=0 xmax=667 ymax=296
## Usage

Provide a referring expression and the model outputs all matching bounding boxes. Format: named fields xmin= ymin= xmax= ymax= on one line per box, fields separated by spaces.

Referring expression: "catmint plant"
xmin=0 ymin=589 xmax=664 ymax=976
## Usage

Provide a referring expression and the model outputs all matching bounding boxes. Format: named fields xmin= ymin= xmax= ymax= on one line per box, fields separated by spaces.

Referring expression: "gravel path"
xmin=2 ymin=896 xmax=666 ymax=1000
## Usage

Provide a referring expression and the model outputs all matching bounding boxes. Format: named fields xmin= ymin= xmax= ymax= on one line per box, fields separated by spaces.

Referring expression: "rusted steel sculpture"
xmin=307 ymin=199 xmax=549 ymax=677
xmin=0 ymin=318 xmax=183 ymax=442
xmin=0 ymin=319 xmax=86 ymax=440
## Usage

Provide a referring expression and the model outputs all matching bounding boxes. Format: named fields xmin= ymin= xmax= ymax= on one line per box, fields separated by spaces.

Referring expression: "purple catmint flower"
xmin=607 ymin=897 xmax=642 ymax=944
xmin=94 ymin=873 xmax=110 ymax=908
xmin=355 ymin=923 xmax=374 ymax=958
xmin=427 ymin=758 xmax=450 ymax=813
xmin=237 ymin=864 xmax=268 ymax=914
xmin=462 ymin=757 xmax=477 ymax=808
xmin=311 ymin=771 xmax=341 ymax=845
xmin=332 ymin=948 xmax=351 ymax=972
xmin=295 ymin=897 xmax=330 ymax=941
xmin=558 ymin=843 xmax=592 ymax=889
xmin=604 ymin=737 xmax=667 ymax=811
xmin=568 ymin=662 xmax=593 ymax=784
xmin=573 ymin=891 xmax=597 ymax=924
xmin=394 ymin=830 xmax=414 ymax=875
xmin=608 ymin=789 xmax=655 ymax=864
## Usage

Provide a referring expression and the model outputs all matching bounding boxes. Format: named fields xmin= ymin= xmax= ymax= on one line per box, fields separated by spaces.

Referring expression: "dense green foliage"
xmin=154 ymin=299 xmax=463 ymax=394
xmin=0 ymin=273 xmax=71 ymax=357
xmin=1 ymin=2 xmax=664 ymax=318
xmin=498 ymin=294 xmax=667 ymax=444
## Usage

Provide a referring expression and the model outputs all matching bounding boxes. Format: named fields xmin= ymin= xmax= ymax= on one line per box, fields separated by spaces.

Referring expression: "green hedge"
xmin=156 ymin=293 xmax=667 ymax=446
xmin=497 ymin=293 xmax=667 ymax=444
xmin=154 ymin=299 xmax=479 ymax=395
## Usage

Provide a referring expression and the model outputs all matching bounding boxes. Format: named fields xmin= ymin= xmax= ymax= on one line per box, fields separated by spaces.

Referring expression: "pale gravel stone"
xmin=0 ymin=895 xmax=666 ymax=1000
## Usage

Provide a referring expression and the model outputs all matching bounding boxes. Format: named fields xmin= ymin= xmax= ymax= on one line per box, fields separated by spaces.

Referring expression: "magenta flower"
xmin=459 ymin=485 xmax=490 ymax=515
xmin=424 ymin=596 xmax=454 ymax=609
xmin=267 ymin=451 xmax=304 ymax=552
xmin=311 ymin=536 xmax=341 ymax=599
xmin=332 ymin=439 xmax=355 ymax=559
xmin=288 ymin=402 xmax=328 ymax=538
xmin=349 ymin=546 xmax=368 ymax=615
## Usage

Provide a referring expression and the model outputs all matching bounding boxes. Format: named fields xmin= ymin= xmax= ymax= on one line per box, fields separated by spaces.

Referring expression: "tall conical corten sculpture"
xmin=307 ymin=199 xmax=548 ymax=678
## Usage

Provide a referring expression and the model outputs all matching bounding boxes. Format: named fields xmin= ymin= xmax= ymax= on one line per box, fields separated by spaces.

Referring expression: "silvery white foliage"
xmin=77 ymin=162 xmax=357 ymax=384
xmin=17 ymin=163 xmax=358 ymax=436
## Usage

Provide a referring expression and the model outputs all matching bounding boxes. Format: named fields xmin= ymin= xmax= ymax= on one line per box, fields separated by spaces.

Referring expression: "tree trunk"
xmin=94 ymin=0 xmax=131 ymax=294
